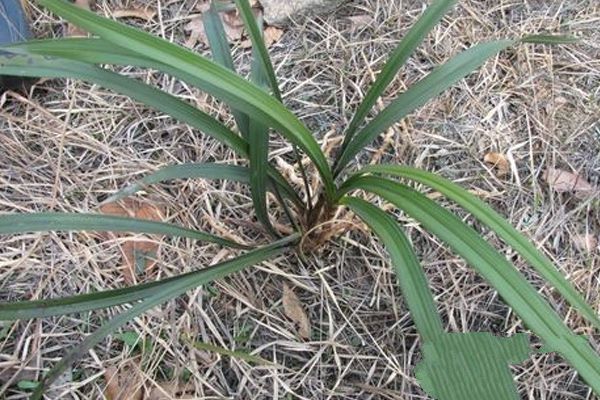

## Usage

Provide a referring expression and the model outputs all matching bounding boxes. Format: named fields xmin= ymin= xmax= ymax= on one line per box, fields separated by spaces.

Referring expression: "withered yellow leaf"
xmin=484 ymin=152 xmax=509 ymax=177
xmin=282 ymin=283 xmax=311 ymax=339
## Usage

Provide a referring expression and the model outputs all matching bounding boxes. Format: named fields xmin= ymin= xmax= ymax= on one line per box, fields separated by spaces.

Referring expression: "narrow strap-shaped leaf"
xmin=33 ymin=0 xmax=335 ymax=201
xmin=235 ymin=0 xmax=314 ymax=211
xmin=342 ymin=176 xmax=600 ymax=394
xmin=247 ymin=117 xmax=277 ymax=236
xmin=203 ymin=2 xmax=250 ymax=137
xmin=203 ymin=3 xmax=236 ymax=72
xmin=0 ymin=212 xmax=246 ymax=249
xmin=103 ymin=163 xmax=297 ymax=204
xmin=0 ymin=50 xmax=303 ymax=209
xmin=339 ymin=0 xmax=456 ymax=157
xmin=0 ymin=51 xmax=246 ymax=153
xmin=234 ymin=0 xmax=281 ymax=101
xmin=7 ymin=36 xmax=313 ymax=211
xmin=29 ymin=234 xmax=297 ymax=399
xmin=0 ymin=273 xmax=175 ymax=320
xmin=246 ymin=12 xmax=278 ymax=236
xmin=346 ymin=164 xmax=600 ymax=330
xmin=334 ymin=40 xmax=515 ymax=175
xmin=335 ymin=34 xmax=575 ymax=176
xmin=521 ymin=34 xmax=579 ymax=44
xmin=0 ymin=233 xmax=299 ymax=320
xmin=343 ymin=197 xmax=534 ymax=399
xmin=341 ymin=196 xmax=444 ymax=342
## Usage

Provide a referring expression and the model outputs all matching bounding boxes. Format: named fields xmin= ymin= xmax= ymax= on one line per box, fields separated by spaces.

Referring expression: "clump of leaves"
xmin=0 ymin=0 xmax=598 ymax=399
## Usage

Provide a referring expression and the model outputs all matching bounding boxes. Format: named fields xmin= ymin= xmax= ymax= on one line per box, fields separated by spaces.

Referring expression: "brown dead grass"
xmin=1 ymin=0 xmax=599 ymax=398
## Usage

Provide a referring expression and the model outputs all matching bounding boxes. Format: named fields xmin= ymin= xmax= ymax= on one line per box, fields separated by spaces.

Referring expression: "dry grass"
xmin=1 ymin=0 xmax=599 ymax=398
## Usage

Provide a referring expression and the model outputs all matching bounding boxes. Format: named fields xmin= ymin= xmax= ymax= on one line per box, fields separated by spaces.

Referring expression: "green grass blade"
xmin=0 ymin=275 xmax=175 ymax=320
xmin=339 ymin=0 xmax=456 ymax=156
xmin=346 ymin=164 xmax=600 ymax=331
xmin=29 ymin=235 xmax=297 ymax=399
xmin=0 ymin=212 xmax=246 ymax=249
xmin=343 ymin=176 xmax=600 ymax=394
xmin=0 ymin=233 xmax=298 ymax=320
xmin=334 ymin=40 xmax=515 ymax=175
xmin=33 ymin=0 xmax=335 ymax=201
xmin=190 ymin=340 xmax=274 ymax=366
xmin=3 ymin=37 xmax=153 ymax=65
xmin=234 ymin=0 xmax=281 ymax=101
xmin=341 ymin=196 xmax=444 ymax=342
xmin=203 ymin=2 xmax=250 ymax=137
xmin=521 ymin=34 xmax=579 ymax=44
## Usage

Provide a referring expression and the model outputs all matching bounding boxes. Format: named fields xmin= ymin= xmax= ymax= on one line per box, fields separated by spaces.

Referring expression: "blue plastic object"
xmin=1 ymin=0 xmax=34 ymax=91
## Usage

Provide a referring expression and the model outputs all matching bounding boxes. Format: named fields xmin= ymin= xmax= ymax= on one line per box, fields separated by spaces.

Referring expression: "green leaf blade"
xmin=348 ymin=164 xmax=600 ymax=331
xmin=341 ymin=196 xmax=444 ymax=342
xmin=343 ymin=176 xmax=600 ymax=394
xmin=0 ymin=212 xmax=247 ymax=248
xmin=0 ymin=51 xmax=247 ymax=156
xmin=335 ymin=40 xmax=515 ymax=175
xmin=203 ymin=3 xmax=250 ymax=137
xmin=32 ymin=0 xmax=335 ymax=201
xmin=340 ymin=0 xmax=456 ymax=155
xmin=521 ymin=34 xmax=579 ymax=44
xmin=234 ymin=0 xmax=281 ymax=101
xmin=29 ymin=235 xmax=297 ymax=399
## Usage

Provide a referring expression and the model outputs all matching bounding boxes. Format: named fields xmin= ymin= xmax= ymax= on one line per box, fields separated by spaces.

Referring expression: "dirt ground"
xmin=1 ymin=0 xmax=599 ymax=398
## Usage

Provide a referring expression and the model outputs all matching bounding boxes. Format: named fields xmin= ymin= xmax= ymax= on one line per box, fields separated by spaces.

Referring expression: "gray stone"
xmin=260 ymin=0 xmax=345 ymax=25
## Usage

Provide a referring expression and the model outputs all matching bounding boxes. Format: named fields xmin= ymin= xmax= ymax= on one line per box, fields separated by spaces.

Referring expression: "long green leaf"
xmin=103 ymin=163 xmax=296 ymax=204
xmin=246 ymin=10 xmax=278 ymax=236
xmin=335 ymin=33 xmax=575 ymax=175
xmin=29 ymin=235 xmax=297 ymax=399
xmin=0 ymin=50 xmax=303 ymax=209
xmin=236 ymin=1 xmax=314 ymax=211
xmin=341 ymin=197 xmax=444 ymax=342
xmin=334 ymin=40 xmax=515 ymax=175
xmin=521 ymin=34 xmax=579 ymax=44
xmin=0 ymin=212 xmax=245 ymax=248
xmin=0 ymin=51 xmax=245 ymax=152
xmin=203 ymin=2 xmax=250 ymax=138
xmin=339 ymin=0 xmax=456 ymax=156
xmin=234 ymin=0 xmax=281 ymax=101
xmin=346 ymin=164 xmax=600 ymax=330
xmin=33 ymin=0 xmax=335 ymax=201
xmin=0 ymin=233 xmax=298 ymax=320
xmin=342 ymin=176 xmax=600 ymax=394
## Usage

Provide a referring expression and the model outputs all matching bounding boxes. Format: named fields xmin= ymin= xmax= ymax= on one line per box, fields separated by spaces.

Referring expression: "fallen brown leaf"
xmin=221 ymin=9 xmax=247 ymax=42
xmin=99 ymin=199 xmax=164 ymax=284
xmin=543 ymin=168 xmax=597 ymax=199
xmin=573 ymin=234 xmax=598 ymax=254
xmin=184 ymin=15 xmax=208 ymax=48
xmin=484 ymin=152 xmax=509 ymax=177
xmin=184 ymin=4 xmax=265 ymax=48
xmin=264 ymin=26 xmax=284 ymax=47
xmin=103 ymin=362 xmax=143 ymax=400
xmin=112 ymin=7 xmax=156 ymax=21
xmin=282 ymin=283 xmax=311 ymax=339
xmin=67 ymin=0 xmax=92 ymax=36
